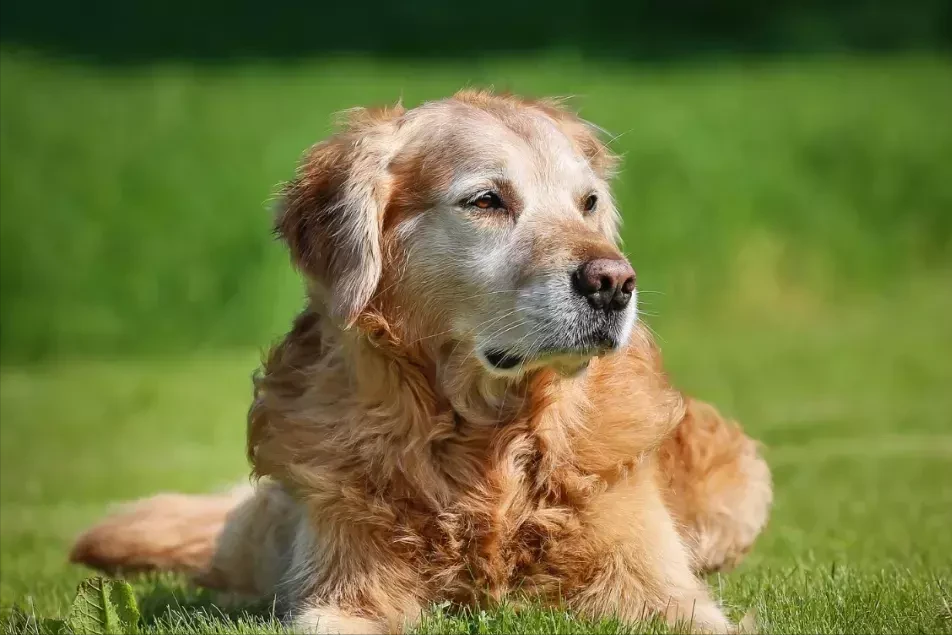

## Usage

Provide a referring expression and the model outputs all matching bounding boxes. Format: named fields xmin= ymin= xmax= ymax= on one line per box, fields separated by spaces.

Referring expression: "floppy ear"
xmin=276 ymin=107 xmax=402 ymax=325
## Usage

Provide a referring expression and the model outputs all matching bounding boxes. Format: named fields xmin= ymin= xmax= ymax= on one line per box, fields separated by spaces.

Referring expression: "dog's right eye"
xmin=469 ymin=192 xmax=505 ymax=211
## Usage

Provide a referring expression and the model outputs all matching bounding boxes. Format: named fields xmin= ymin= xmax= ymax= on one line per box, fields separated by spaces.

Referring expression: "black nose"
xmin=572 ymin=258 xmax=636 ymax=312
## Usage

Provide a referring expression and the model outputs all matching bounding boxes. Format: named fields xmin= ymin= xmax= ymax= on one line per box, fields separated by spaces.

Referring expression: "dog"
xmin=69 ymin=90 xmax=772 ymax=634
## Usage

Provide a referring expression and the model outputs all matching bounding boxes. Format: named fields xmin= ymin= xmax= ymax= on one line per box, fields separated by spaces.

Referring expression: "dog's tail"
xmin=69 ymin=480 xmax=299 ymax=596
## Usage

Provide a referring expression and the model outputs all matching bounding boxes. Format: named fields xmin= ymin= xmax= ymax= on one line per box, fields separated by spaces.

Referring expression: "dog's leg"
xmin=285 ymin=571 xmax=420 ymax=635
xmin=658 ymin=398 xmax=773 ymax=573
xmin=571 ymin=468 xmax=735 ymax=634
xmin=278 ymin=512 xmax=425 ymax=635
xmin=191 ymin=479 xmax=301 ymax=596
xmin=291 ymin=605 xmax=388 ymax=635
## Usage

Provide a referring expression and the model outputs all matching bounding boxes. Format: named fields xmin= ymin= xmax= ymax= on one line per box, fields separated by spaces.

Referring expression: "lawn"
xmin=1 ymin=52 xmax=951 ymax=633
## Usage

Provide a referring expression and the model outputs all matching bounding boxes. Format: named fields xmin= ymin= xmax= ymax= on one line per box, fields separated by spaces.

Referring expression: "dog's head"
xmin=277 ymin=91 xmax=636 ymax=378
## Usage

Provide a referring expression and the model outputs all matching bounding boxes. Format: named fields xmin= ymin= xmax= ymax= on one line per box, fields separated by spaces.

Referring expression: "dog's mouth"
xmin=484 ymin=350 xmax=526 ymax=370
xmin=482 ymin=340 xmax=616 ymax=375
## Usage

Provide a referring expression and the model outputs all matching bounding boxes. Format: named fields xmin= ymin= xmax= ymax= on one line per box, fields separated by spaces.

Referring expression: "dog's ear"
xmin=276 ymin=106 xmax=404 ymax=325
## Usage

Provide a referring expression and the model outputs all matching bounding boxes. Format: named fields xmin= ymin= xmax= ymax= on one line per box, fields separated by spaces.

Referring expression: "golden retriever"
xmin=70 ymin=90 xmax=772 ymax=634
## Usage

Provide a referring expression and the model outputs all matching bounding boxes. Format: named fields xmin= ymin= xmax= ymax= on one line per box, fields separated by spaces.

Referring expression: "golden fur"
xmin=70 ymin=91 xmax=772 ymax=634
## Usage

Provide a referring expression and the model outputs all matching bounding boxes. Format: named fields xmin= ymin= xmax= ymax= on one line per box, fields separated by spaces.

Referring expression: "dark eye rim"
xmin=466 ymin=191 xmax=506 ymax=211
xmin=582 ymin=193 xmax=598 ymax=213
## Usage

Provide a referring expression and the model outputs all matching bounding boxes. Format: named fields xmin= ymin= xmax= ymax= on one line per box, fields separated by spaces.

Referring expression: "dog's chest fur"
xmin=393 ymin=421 xmax=603 ymax=605
xmin=248 ymin=311 xmax=670 ymax=606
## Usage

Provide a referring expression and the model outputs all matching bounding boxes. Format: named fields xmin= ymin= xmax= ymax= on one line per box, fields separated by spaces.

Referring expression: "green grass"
xmin=2 ymin=51 xmax=952 ymax=633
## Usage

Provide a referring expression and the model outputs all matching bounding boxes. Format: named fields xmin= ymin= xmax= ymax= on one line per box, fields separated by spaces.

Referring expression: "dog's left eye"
xmin=469 ymin=192 xmax=505 ymax=211
xmin=583 ymin=194 xmax=598 ymax=213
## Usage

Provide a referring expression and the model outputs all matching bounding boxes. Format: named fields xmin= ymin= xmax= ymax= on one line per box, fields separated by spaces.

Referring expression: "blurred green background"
xmin=1 ymin=2 xmax=951 ymax=633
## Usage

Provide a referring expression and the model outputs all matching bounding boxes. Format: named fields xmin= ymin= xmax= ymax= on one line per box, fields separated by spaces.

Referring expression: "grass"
xmin=1 ymin=51 xmax=952 ymax=633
